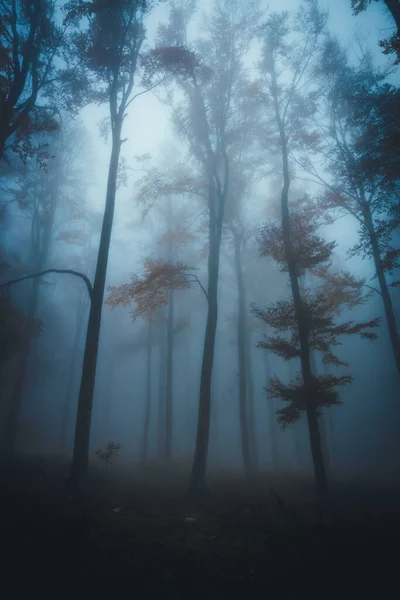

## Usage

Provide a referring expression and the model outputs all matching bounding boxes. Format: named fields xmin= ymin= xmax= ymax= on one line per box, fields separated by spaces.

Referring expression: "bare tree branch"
xmin=0 ymin=268 xmax=93 ymax=300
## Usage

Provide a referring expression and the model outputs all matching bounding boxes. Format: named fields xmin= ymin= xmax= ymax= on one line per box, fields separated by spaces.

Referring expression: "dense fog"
xmin=1 ymin=0 xmax=399 ymax=509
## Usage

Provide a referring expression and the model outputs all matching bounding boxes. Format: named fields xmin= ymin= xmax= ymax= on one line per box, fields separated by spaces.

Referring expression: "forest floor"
xmin=1 ymin=455 xmax=399 ymax=598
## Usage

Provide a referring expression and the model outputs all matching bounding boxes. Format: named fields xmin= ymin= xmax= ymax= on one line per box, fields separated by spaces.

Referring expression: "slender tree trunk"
xmin=59 ymin=296 xmax=86 ymax=455
xmin=66 ymin=126 xmax=122 ymax=497
xmin=158 ymin=317 xmax=166 ymax=458
xmin=164 ymin=291 xmax=174 ymax=460
xmin=4 ymin=180 xmax=56 ymax=455
xmin=245 ymin=328 xmax=258 ymax=472
xmin=233 ymin=230 xmax=252 ymax=478
xmin=364 ymin=206 xmax=400 ymax=380
xmin=273 ymin=84 xmax=327 ymax=511
xmin=3 ymin=277 xmax=40 ymax=454
xmin=142 ymin=321 xmax=152 ymax=462
xmin=189 ymin=231 xmax=222 ymax=493
xmin=265 ymin=344 xmax=280 ymax=469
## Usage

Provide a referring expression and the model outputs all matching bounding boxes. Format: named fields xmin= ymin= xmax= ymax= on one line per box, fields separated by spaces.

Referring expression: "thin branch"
xmin=0 ymin=269 xmax=93 ymax=300
xmin=363 ymin=283 xmax=382 ymax=297
xmin=187 ymin=273 xmax=208 ymax=300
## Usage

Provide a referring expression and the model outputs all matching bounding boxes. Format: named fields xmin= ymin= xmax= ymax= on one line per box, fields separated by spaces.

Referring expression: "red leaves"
xmin=106 ymin=259 xmax=193 ymax=321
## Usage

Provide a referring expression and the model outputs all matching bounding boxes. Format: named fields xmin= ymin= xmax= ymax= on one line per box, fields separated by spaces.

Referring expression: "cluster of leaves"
xmin=107 ymin=258 xmax=194 ymax=321
xmin=61 ymin=0 xmax=150 ymax=114
xmin=269 ymin=372 xmax=351 ymax=427
xmin=351 ymin=0 xmax=400 ymax=63
xmin=257 ymin=196 xmax=336 ymax=276
xmin=0 ymin=0 xmax=63 ymax=160
xmin=252 ymin=196 xmax=379 ymax=427
xmin=141 ymin=44 xmax=212 ymax=87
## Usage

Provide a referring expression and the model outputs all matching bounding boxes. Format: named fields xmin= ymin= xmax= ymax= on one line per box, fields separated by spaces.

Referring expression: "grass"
xmin=1 ymin=454 xmax=399 ymax=597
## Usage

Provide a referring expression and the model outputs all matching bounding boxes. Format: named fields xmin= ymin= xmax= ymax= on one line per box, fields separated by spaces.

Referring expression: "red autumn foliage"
xmin=252 ymin=194 xmax=379 ymax=428
xmin=106 ymin=258 xmax=194 ymax=321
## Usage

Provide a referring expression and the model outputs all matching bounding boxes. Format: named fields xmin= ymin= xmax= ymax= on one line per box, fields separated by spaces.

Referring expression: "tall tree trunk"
xmin=287 ymin=360 xmax=303 ymax=469
xmin=157 ymin=317 xmax=166 ymax=458
xmin=384 ymin=0 xmax=400 ymax=30
xmin=59 ymin=295 xmax=86 ymax=455
xmin=164 ymin=291 xmax=174 ymax=460
xmin=245 ymin=327 xmax=258 ymax=472
xmin=3 ymin=277 xmax=40 ymax=454
xmin=265 ymin=344 xmax=280 ymax=469
xmin=4 ymin=179 xmax=57 ymax=455
xmin=66 ymin=126 xmax=122 ymax=497
xmin=142 ymin=321 xmax=152 ymax=462
xmin=364 ymin=205 xmax=400 ymax=380
xmin=189 ymin=230 xmax=222 ymax=493
xmin=233 ymin=230 xmax=252 ymax=478
xmin=273 ymin=79 xmax=327 ymax=511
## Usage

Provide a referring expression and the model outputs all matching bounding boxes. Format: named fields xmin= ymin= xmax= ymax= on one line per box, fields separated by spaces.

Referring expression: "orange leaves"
xmin=158 ymin=229 xmax=196 ymax=253
xmin=106 ymin=259 xmax=193 ymax=322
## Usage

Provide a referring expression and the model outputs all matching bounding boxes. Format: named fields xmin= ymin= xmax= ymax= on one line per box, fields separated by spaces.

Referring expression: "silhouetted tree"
xmin=61 ymin=0 xmax=182 ymax=495
xmin=252 ymin=194 xmax=379 ymax=511
xmin=0 ymin=0 xmax=64 ymax=161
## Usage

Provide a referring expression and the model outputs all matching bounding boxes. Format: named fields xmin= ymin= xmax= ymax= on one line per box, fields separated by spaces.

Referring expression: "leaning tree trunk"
xmin=189 ymin=223 xmax=223 ymax=493
xmin=165 ymin=291 xmax=174 ymax=461
xmin=364 ymin=205 xmax=400 ymax=381
xmin=66 ymin=123 xmax=122 ymax=497
xmin=142 ymin=321 xmax=152 ymax=462
xmin=59 ymin=293 xmax=87 ymax=455
xmin=233 ymin=230 xmax=252 ymax=478
xmin=274 ymin=87 xmax=327 ymax=511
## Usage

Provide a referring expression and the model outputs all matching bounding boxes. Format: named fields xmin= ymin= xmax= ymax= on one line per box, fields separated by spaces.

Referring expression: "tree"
xmin=60 ymin=0 xmax=183 ymax=496
xmin=351 ymin=0 xmax=400 ymax=63
xmin=294 ymin=38 xmax=400 ymax=381
xmin=2 ymin=124 xmax=88 ymax=454
xmin=0 ymin=0 xmax=64 ymax=161
xmin=252 ymin=194 xmax=379 ymax=511
xmin=107 ymin=257 xmax=200 ymax=460
xmin=256 ymin=4 xmax=330 ymax=510
xmin=145 ymin=0 xmax=261 ymax=493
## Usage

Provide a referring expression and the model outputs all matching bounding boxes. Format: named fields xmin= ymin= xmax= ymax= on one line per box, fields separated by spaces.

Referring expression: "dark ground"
xmin=1 ymin=455 xmax=399 ymax=597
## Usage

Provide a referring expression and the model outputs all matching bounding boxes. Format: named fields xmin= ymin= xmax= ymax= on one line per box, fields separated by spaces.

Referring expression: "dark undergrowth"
xmin=1 ymin=454 xmax=399 ymax=597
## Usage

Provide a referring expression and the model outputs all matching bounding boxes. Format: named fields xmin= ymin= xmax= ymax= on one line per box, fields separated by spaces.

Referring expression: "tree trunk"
xmin=4 ymin=177 xmax=57 ymax=455
xmin=273 ymin=80 xmax=327 ymax=511
xmin=157 ymin=316 xmax=166 ymax=458
xmin=384 ymin=0 xmax=400 ymax=30
xmin=59 ymin=294 xmax=86 ymax=455
xmin=364 ymin=205 xmax=400 ymax=380
xmin=265 ymin=346 xmax=280 ymax=470
xmin=245 ymin=327 xmax=258 ymax=472
xmin=164 ymin=291 xmax=174 ymax=460
xmin=142 ymin=321 xmax=152 ymax=462
xmin=66 ymin=127 xmax=122 ymax=497
xmin=189 ymin=232 xmax=222 ymax=493
xmin=233 ymin=230 xmax=252 ymax=478
xmin=3 ymin=276 xmax=40 ymax=454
